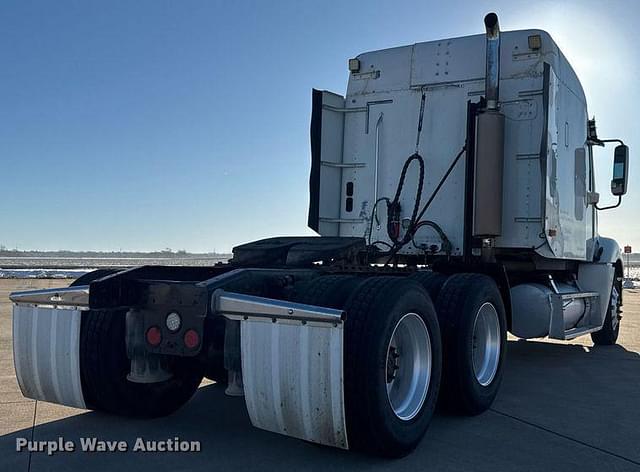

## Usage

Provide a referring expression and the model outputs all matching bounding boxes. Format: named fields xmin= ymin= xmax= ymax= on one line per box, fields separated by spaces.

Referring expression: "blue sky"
xmin=1 ymin=0 xmax=638 ymax=252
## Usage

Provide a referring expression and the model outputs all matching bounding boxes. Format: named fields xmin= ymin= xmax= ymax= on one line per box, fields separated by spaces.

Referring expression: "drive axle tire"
xmin=410 ymin=271 xmax=448 ymax=302
xmin=290 ymin=274 xmax=364 ymax=308
xmin=591 ymin=274 xmax=622 ymax=345
xmin=435 ymin=273 xmax=506 ymax=416
xmin=203 ymin=316 xmax=227 ymax=384
xmin=80 ymin=310 xmax=204 ymax=418
xmin=343 ymin=277 xmax=442 ymax=458
xmin=209 ymin=275 xmax=366 ymax=385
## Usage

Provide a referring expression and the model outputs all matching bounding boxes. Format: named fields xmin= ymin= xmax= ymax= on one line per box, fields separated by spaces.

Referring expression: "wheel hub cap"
xmin=472 ymin=302 xmax=501 ymax=386
xmin=385 ymin=313 xmax=432 ymax=421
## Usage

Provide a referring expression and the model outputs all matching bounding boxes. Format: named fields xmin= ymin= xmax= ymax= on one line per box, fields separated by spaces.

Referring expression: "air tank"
xmin=510 ymin=283 xmax=588 ymax=339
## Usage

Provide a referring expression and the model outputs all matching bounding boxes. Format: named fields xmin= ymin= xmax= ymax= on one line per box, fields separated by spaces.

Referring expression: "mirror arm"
xmin=597 ymin=138 xmax=626 ymax=146
xmin=594 ymin=195 xmax=622 ymax=211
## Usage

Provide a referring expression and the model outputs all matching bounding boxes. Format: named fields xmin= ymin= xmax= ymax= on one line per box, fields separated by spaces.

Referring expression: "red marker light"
xmin=184 ymin=329 xmax=200 ymax=349
xmin=146 ymin=326 xmax=162 ymax=346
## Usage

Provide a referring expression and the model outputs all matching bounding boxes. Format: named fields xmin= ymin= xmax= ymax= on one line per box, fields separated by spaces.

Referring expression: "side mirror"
xmin=611 ymin=144 xmax=629 ymax=196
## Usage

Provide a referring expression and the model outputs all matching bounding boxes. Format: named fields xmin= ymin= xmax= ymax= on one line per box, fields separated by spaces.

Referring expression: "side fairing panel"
xmin=541 ymin=64 xmax=589 ymax=259
xmin=497 ymin=74 xmax=546 ymax=249
xmin=308 ymin=90 xmax=346 ymax=236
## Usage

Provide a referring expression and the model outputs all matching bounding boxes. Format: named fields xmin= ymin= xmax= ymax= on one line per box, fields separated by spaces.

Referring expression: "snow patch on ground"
xmin=623 ymin=279 xmax=638 ymax=289
xmin=0 ymin=268 xmax=93 ymax=279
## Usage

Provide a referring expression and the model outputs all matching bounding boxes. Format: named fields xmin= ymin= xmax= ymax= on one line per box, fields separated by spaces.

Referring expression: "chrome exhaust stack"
xmin=472 ymin=12 xmax=505 ymax=239
xmin=484 ymin=12 xmax=501 ymax=110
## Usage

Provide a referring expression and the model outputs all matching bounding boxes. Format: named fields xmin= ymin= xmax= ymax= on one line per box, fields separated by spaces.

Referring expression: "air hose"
xmin=386 ymin=153 xmax=425 ymax=245
xmin=385 ymin=90 xmax=427 ymax=246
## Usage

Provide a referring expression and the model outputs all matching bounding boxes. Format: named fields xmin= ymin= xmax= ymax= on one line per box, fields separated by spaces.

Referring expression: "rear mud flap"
xmin=12 ymin=305 xmax=86 ymax=409
xmin=216 ymin=291 xmax=348 ymax=449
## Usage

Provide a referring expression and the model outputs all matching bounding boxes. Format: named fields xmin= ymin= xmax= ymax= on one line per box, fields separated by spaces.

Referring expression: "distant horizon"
xmin=0 ymin=248 xmax=232 ymax=256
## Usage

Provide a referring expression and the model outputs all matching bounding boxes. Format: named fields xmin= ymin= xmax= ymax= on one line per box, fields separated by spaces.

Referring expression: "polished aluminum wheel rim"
xmin=385 ymin=313 xmax=432 ymax=421
xmin=472 ymin=302 xmax=501 ymax=386
xmin=611 ymin=285 xmax=620 ymax=330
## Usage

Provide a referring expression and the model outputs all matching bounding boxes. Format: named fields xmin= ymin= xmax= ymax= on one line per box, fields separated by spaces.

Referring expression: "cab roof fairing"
xmin=346 ymin=29 xmax=587 ymax=110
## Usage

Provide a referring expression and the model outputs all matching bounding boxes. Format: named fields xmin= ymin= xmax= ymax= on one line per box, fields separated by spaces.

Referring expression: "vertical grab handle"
xmin=374 ymin=112 xmax=384 ymax=204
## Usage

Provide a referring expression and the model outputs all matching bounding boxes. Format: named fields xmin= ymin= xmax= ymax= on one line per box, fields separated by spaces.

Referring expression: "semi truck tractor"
xmin=10 ymin=13 xmax=630 ymax=457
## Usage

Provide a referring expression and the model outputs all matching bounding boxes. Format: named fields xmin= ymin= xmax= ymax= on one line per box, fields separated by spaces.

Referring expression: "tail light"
xmin=184 ymin=329 xmax=200 ymax=349
xmin=146 ymin=326 xmax=162 ymax=346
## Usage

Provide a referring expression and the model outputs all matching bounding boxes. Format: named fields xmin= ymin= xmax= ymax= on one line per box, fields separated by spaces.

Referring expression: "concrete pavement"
xmin=1 ymin=279 xmax=639 ymax=471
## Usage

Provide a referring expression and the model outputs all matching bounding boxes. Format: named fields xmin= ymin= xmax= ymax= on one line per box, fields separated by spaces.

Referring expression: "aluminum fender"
xmin=12 ymin=304 xmax=86 ymax=409
xmin=578 ymin=263 xmax=615 ymax=328
xmin=216 ymin=291 xmax=348 ymax=449
xmin=593 ymin=236 xmax=622 ymax=264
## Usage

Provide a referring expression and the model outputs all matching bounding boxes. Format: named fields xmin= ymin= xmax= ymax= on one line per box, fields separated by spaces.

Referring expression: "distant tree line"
xmin=0 ymin=246 xmax=230 ymax=258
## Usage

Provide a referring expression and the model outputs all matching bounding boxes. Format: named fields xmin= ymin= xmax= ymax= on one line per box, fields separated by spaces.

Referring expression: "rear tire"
xmin=203 ymin=316 xmax=227 ymax=384
xmin=410 ymin=271 xmax=448 ymax=301
xmin=342 ymin=277 xmax=442 ymax=457
xmin=80 ymin=310 xmax=204 ymax=418
xmin=591 ymin=273 xmax=622 ymax=345
xmin=290 ymin=274 xmax=363 ymax=308
xmin=435 ymin=273 xmax=506 ymax=416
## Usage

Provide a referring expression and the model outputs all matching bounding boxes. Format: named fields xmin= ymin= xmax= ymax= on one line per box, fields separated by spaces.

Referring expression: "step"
xmin=549 ymin=290 xmax=601 ymax=340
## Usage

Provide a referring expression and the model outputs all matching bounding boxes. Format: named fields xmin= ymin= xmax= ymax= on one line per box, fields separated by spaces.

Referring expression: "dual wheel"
xmin=72 ymin=274 xmax=204 ymax=418
xmin=420 ymin=272 xmax=507 ymax=414
xmin=74 ymin=270 xmax=506 ymax=455
xmin=292 ymin=272 xmax=506 ymax=457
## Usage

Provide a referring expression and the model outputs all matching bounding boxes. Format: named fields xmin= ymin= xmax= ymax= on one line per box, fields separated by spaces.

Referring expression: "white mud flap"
xmin=11 ymin=287 xmax=89 ymax=408
xmin=216 ymin=291 xmax=348 ymax=449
